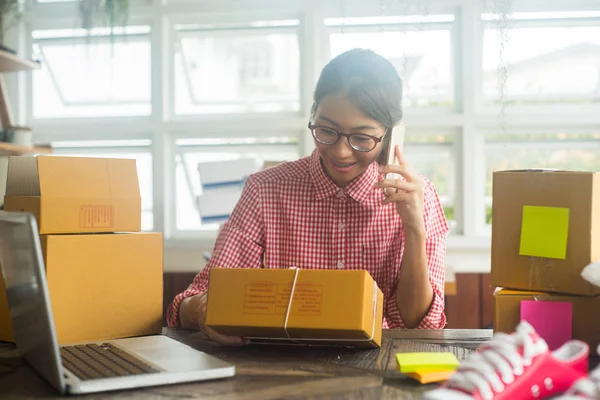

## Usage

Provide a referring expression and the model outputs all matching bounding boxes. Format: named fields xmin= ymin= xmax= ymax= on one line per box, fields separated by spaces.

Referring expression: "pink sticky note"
xmin=520 ymin=300 xmax=572 ymax=350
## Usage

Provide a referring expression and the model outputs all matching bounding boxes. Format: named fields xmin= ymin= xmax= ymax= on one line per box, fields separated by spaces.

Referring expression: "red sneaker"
xmin=556 ymin=346 xmax=600 ymax=400
xmin=423 ymin=321 xmax=589 ymax=400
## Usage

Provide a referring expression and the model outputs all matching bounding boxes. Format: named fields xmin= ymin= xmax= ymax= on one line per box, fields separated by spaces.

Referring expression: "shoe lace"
xmin=445 ymin=322 xmax=548 ymax=400
xmin=567 ymin=368 xmax=600 ymax=399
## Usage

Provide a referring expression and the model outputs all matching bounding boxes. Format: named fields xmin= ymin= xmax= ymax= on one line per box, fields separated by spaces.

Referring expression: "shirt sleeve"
xmin=384 ymin=177 xmax=449 ymax=329
xmin=166 ymin=176 xmax=265 ymax=327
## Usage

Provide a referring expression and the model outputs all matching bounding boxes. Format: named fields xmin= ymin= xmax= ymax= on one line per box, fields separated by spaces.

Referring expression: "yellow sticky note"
xmin=396 ymin=352 xmax=459 ymax=373
xmin=406 ymin=370 xmax=455 ymax=384
xmin=519 ymin=205 xmax=569 ymax=260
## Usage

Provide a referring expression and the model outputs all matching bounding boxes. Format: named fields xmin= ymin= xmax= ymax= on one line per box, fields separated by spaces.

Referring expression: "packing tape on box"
xmin=245 ymin=267 xmax=378 ymax=344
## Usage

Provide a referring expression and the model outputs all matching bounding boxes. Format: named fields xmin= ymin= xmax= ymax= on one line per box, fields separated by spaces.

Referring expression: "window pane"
xmin=174 ymin=22 xmax=300 ymax=114
xmin=405 ymin=134 xmax=456 ymax=232
xmin=484 ymin=132 xmax=600 ymax=225
xmin=482 ymin=24 xmax=600 ymax=105
xmin=50 ymin=146 xmax=154 ymax=231
xmin=175 ymin=138 xmax=299 ymax=231
xmin=32 ymin=27 xmax=151 ymax=118
xmin=328 ymin=23 xmax=453 ymax=108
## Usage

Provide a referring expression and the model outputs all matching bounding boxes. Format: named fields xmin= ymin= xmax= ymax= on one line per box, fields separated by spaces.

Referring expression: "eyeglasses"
xmin=308 ymin=123 xmax=385 ymax=152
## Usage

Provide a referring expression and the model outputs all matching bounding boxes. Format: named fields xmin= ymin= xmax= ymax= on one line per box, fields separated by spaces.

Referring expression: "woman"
xmin=167 ymin=48 xmax=449 ymax=345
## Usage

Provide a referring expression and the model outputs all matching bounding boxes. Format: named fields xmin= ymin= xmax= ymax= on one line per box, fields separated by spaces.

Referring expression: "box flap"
xmin=495 ymin=168 xmax=560 ymax=173
xmin=494 ymin=169 xmax=596 ymax=175
xmin=36 ymin=156 xmax=140 ymax=199
xmin=494 ymin=289 xmax=545 ymax=296
xmin=6 ymin=156 xmax=40 ymax=196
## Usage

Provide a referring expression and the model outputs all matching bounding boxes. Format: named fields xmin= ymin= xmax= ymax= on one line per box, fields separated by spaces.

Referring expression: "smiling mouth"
xmin=331 ymin=160 xmax=357 ymax=169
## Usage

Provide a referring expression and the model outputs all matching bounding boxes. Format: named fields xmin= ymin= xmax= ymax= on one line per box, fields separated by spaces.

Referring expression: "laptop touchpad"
xmin=110 ymin=336 xmax=232 ymax=373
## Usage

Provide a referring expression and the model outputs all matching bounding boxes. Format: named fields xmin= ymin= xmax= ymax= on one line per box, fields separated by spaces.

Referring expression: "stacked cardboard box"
xmin=491 ymin=170 xmax=600 ymax=350
xmin=0 ymin=155 xmax=163 ymax=344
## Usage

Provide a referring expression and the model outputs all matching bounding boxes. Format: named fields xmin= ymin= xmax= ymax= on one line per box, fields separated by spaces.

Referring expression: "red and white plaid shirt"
xmin=167 ymin=150 xmax=449 ymax=329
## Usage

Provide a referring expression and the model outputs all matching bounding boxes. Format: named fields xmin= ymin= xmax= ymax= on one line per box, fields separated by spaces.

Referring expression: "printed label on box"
xmin=79 ymin=205 xmax=115 ymax=228
xmin=244 ymin=281 xmax=322 ymax=316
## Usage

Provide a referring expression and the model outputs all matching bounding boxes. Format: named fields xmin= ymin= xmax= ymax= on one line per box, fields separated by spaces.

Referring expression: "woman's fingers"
xmin=201 ymin=324 xmax=250 ymax=346
xmin=375 ymin=179 xmax=419 ymax=194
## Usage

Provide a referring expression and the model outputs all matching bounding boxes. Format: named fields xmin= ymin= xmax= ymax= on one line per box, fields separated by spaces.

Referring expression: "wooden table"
xmin=0 ymin=328 xmax=492 ymax=399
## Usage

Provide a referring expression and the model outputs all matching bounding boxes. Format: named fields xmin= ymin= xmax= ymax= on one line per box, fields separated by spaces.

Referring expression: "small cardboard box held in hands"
xmin=204 ymin=268 xmax=384 ymax=348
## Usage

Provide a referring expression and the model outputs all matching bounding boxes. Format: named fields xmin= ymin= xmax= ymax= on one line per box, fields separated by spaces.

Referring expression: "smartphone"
xmin=384 ymin=122 xmax=406 ymax=195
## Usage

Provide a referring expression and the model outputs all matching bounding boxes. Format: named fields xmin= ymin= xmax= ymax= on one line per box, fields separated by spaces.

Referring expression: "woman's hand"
xmin=179 ymin=292 xmax=249 ymax=346
xmin=374 ymin=144 xmax=426 ymax=233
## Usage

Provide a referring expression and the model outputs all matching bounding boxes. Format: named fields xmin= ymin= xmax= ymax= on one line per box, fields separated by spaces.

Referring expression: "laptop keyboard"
xmin=60 ymin=343 xmax=160 ymax=381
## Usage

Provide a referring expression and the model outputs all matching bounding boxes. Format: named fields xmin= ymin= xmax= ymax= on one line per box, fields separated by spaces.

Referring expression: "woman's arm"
xmin=375 ymin=145 xmax=449 ymax=329
xmin=394 ymin=225 xmax=433 ymax=328
xmin=166 ymin=176 xmax=265 ymax=343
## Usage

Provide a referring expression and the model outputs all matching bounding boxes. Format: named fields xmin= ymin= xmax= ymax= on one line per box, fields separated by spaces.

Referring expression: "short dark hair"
xmin=311 ymin=48 xmax=403 ymax=164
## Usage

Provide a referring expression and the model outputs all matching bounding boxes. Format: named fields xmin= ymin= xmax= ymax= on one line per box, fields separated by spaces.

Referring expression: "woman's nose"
xmin=330 ymin=137 xmax=354 ymax=158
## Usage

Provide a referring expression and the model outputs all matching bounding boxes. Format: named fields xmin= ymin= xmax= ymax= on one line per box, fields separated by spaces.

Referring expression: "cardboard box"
xmin=205 ymin=268 xmax=384 ymax=348
xmin=494 ymin=289 xmax=600 ymax=351
xmin=4 ymin=156 xmax=141 ymax=234
xmin=0 ymin=233 xmax=163 ymax=344
xmin=491 ymin=170 xmax=600 ymax=296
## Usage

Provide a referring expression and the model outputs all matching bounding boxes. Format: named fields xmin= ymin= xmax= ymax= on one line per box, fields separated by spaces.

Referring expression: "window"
xmin=404 ymin=133 xmax=457 ymax=232
xmin=482 ymin=12 xmax=600 ymax=106
xmin=484 ymin=132 xmax=600 ymax=227
xmin=174 ymin=20 xmax=301 ymax=114
xmin=326 ymin=15 xmax=455 ymax=108
xmin=32 ymin=26 xmax=151 ymax=118
xmin=20 ymin=2 xmax=600 ymax=251
xmin=174 ymin=137 xmax=299 ymax=232
xmin=50 ymin=140 xmax=154 ymax=231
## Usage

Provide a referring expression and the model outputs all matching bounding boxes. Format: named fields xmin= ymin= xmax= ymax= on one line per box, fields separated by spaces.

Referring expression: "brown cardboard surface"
xmin=3 ymin=156 xmax=141 ymax=234
xmin=491 ymin=170 xmax=600 ymax=296
xmin=205 ymin=268 xmax=384 ymax=348
xmin=0 ymin=270 xmax=13 ymax=342
xmin=0 ymin=233 xmax=163 ymax=344
xmin=494 ymin=289 xmax=600 ymax=350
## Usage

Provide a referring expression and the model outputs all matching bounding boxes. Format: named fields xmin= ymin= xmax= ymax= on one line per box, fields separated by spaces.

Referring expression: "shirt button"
xmin=338 ymin=222 xmax=344 ymax=229
xmin=337 ymin=260 xmax=344 ymax=269
xmin=336 ymin=190 xmax=345 ymax=198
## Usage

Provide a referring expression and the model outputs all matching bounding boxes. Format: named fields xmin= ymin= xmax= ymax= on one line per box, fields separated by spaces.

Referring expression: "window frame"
xmin=6 ymin=0 xmax=600 ymax=263
xmin=170 ymin=131 xmax=301 ymax=235
xmin=325 ymin=17 xmax=457 ymax=114
xmin=478 ymin=13 xmax=600 ymax=116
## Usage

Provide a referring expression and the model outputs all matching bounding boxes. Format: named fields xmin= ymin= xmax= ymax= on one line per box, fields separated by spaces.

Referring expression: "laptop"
xmin=0 ymin=211 xmax=235 ymax=395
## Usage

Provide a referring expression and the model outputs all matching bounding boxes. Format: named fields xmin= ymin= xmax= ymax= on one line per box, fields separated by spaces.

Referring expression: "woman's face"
xmin=312 ymin=93 xmax=387 ymax=188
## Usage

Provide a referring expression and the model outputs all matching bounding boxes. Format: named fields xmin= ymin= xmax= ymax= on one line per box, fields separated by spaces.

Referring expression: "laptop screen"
xmin=0 ymin=211 xmax=65 ymax=392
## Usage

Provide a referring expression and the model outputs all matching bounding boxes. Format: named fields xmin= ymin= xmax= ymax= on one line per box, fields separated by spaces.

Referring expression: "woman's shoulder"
xmin=246 ymin=156 xmax=311 ymax=187
xmin=418 ymin=173 xmax=438 ymax=194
